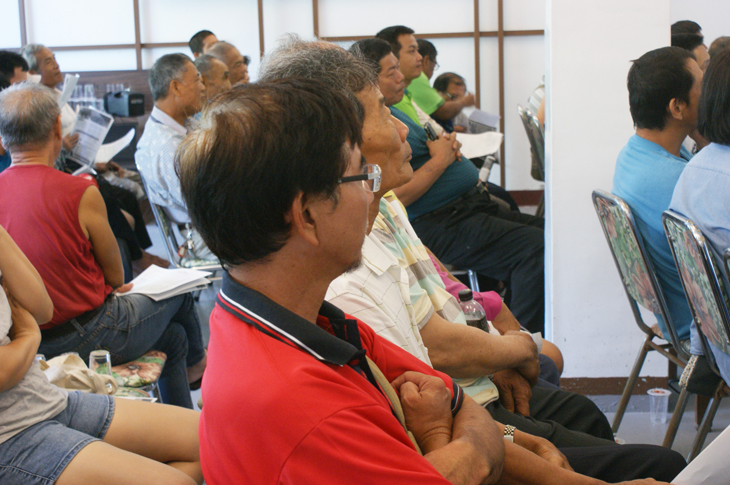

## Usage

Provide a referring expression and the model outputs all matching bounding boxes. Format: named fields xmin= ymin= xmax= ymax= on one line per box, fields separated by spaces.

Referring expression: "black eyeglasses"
xmin=338 ymin=163 xmax=382 ymax=192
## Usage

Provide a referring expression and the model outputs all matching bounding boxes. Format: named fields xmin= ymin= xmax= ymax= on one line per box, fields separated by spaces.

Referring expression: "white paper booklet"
xmin=119 ymin=266 xmax=211 ymax=301
xmin=58 ymin=74 xmax=80 ymax=108
xmin=455 ymin=132 xmax=504 ymax=159
xmin=68 ymin=107 xmax=114 ymax=166
xmin=672 ymin=424 xmax=730 ymax=484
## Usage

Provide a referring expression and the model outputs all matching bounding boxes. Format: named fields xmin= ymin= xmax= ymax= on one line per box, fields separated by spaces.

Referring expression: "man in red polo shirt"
xmin=177 ymin=56 xmax=679 ymax=483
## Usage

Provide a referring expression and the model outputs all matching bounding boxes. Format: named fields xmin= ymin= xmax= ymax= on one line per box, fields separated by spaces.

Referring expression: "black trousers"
xmin=561 ymin=444 xmax=686 ymax=483
xmin=486 ymin=386 xmax=615 ymax=448
xmin=412 ymin=189 xmax=545 ymax=334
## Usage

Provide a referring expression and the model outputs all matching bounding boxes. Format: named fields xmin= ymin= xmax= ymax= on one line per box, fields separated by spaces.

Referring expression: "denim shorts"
xmin=0 ymin=391 xmax=115 ymax=485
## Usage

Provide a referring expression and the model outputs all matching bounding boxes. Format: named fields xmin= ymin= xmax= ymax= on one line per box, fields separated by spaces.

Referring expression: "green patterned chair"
xmin=592 ymin=191 xmax=690 ymax=446
xmin=662 ymin=210 xmax=729 ymax=461
xmin=112 ymin=350 xmax=167 ymax=401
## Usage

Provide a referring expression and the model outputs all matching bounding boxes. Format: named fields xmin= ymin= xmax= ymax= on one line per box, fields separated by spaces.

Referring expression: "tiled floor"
xmin=144 ymin=221 xmax=730 ymax=455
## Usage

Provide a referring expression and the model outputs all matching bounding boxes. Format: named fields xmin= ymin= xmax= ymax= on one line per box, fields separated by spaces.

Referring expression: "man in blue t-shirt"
xmin=612 ymin=46 xmax=704 ymax=343
xmin=354 ymin=34 xmax=546 ymax=334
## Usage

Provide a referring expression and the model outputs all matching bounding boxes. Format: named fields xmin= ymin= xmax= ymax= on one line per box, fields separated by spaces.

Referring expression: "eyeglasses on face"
xmin=338 ymin=163 xmax=382 ymax=192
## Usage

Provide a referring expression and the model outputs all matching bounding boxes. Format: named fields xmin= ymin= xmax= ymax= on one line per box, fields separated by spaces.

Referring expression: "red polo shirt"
xmin=199 ymin=274 xmax=463 ymax=484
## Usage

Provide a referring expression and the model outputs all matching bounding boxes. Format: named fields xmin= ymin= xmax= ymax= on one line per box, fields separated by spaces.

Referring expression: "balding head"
xmin=208 ymin=41 xmax=249 ymax=85
xmin=195 ymin=54 xmax=232 ymax=100
xmin=259 ymin=35 xmax=377 ymax=117
xmin=0 ymin=82 xmax=60 ymax=152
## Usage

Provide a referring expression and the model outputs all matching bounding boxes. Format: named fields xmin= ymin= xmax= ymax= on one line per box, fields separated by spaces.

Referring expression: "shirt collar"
xmin=150 ymin=106 xmax=187 ymax=136
xmin=360 ymin=230 xmax=398 ymax=276
xmin=217 ymin=273 xmax=361 ymax=366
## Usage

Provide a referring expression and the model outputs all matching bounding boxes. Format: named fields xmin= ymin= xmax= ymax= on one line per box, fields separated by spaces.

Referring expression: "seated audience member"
xmin=136 ymin=53 xmax=216 ymax=264
xmin=19 ymin=44 xmax=78 ymax=152
xmin=207 ymin=41 xmax=250 ymax=86
xmin=612 ymin=47 xmax=702 ymax=344
xmin=181 ymin=55 xmax=683 ymax=484
xmin=189 ymin=29 xmax=218 ymax=59
xmin=0 ymin=51 xmax=28 ymax=172
xmin=194 ymin=54 xmax=232 ymax=102
xmin=0 ymin=83 xmax=206 ymax=409
xmin=378 ymin=26 xmax=474 ymax=124
xmin=670 ymin=49 xmax=730 ymax=384
xmin=671 ymin=19 xmax=702 ymax=37
xmin=672 ymin=33 xmax=710 ymax=72
xmin=433 ymin=72 xmax=470 ymax=132
xmin=417 ymin=38 xmax=439 ymax=80
xmin=709 ymin=36 xmax=730 ymax=59
xmin=360 ymin=35 xmax=547 ymax=335
xmin=19 ymin=44 xmax=160 ymax=278
xmin=0 ymin=224 xmax=202 ymax=485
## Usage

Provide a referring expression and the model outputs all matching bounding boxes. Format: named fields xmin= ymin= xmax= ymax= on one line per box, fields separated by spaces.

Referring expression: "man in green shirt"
xmin=377 ymin=26 xmax=474 ymax=123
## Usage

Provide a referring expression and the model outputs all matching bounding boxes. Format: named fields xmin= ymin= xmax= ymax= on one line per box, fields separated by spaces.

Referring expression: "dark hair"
xmin=189 ymin=30 xmax=215 ymax=56
xmin=697 ymin=49 xmax=730 ymax=144
xmin=433 ymin=72 xmax=464 ymax=93
xmin=149 ymin=53 xmax=192 ymax=101
xmin=672 ymin=33 xmax=704 ymax=52
xmin=709 ymin=36 xmax=730 ymax=58
xmin=349 ymin=38 xmax=393 ymax=74
xmin=417 ymin=39 xmax=437 ymax=61
xmin=671 ymin=20 xmax=702 ymax=37
xmin=627 ymin=46 xmax=696 ymax=130
xmin=176 ymin=78 xmax=363 ymax=266
xmin=0 ymin=51 xmax=29 ymax=86
xmin=375 ymin=26 xmax=415 ymax=59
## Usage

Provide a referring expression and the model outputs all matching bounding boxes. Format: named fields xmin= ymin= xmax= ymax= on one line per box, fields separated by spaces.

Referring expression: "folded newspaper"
xmin=119 ymin=266 xmax=211 ymax=301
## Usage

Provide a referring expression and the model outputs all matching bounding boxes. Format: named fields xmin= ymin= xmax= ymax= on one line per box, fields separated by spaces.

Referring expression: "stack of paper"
xmin=119 ymin=266 xmax=211 ymax=301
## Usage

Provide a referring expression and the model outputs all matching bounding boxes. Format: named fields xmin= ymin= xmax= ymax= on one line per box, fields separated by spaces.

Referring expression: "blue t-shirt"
xmin=390 ymin=106 xmax=478 ymax=220
xmin=0 ymin=152 xmax=10 ymax=174
xmin=612 ymin=134 xmax=692 ymax=340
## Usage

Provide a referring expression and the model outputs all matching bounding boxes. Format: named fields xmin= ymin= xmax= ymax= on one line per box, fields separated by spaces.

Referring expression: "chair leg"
xmin=612 ymin=335 xmax=652 ymax=434
xmin=468 ymin=269 xmax=480 ymax=293
xmin=687 ymin=384 xmax=724 ymax=462
xmin=696 ymin=394 xmax=710 ymax=427
xmin=662 ymin=386 xmax=690 ymax=448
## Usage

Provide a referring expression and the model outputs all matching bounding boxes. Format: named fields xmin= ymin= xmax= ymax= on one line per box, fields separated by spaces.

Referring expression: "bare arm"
xmin=431 ymin=93 xmax=476 ymax=122
xmin=78 ymin=186 xmax=124 ymax=288
xmin=419 ymin=311 xmax=539 ymax=381
xmin=0 ymin=226 xmax=53 ymax=324
xmin=392 ymin=133 xmax=461 ymax=207
xmin=0 ymin=291 xmax=42 ymax=391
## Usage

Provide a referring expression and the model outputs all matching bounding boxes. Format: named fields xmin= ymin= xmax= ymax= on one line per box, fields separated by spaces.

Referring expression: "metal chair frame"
xmin=136 ymin=173 xmax=222 ymax=277
xmin=663 ymin=210 xmax=730 ymax=461
xmin=592 ymin=191 xmax=690 ymax=447
xmin=517 ymin=105 xmax=545 ymax=217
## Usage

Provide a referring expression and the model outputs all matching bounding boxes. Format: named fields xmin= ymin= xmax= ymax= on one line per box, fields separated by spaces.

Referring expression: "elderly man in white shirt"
xmin=136 ymin=53 xmax=216 ymax=262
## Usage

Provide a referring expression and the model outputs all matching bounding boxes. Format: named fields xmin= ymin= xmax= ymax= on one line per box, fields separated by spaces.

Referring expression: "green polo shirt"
xmin=392 ymin=90 xmax=421 ymax=126
xmin=405 ymin=72 xmax=445 ymax=115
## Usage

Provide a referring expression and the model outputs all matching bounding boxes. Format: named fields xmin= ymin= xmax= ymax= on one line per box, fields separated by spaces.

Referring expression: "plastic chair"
xmin=662 ymin=210 xmax=729 ymax=461
xmin=592 ymin=191 xmax=690 ymax=446
xmin=136 ymin=174 xmax=221 ymax=274
xmin=517 ymin=105 xmax=544 ymax=217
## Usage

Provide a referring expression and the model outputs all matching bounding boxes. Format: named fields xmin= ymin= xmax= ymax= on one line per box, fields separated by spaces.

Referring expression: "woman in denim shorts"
xmin=0 ymin=226 xmax=203 ymax=485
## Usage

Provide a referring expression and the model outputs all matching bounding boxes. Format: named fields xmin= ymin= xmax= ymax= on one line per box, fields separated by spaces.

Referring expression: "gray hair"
xmin=259 ymin=35 xmax=377 ymax=114
xmin=0 ymin=82 xmax=60 ymax=151
xmin=149 ymin=53 xmax=192 ymax=101
xmin=19 ymin=43 xmax=46 ymax=72
xmin=194 ymin=54 xmax=218 ymax=78
xmin=207 ymin=41 xmax=235 ymax=60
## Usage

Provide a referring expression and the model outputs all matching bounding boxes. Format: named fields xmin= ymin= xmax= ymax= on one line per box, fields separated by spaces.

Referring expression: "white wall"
xmin=546 ymin=0 xmax=671 ymax=378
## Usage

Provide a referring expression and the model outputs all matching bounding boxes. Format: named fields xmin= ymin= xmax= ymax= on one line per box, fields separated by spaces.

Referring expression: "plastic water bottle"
xmin=458 ymin=289 xmax=488 ymax=331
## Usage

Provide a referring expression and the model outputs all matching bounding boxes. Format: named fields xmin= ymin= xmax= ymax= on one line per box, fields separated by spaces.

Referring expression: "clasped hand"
xmin=391 ymin=371 xmax=453 ymax=453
